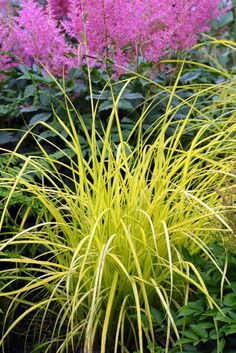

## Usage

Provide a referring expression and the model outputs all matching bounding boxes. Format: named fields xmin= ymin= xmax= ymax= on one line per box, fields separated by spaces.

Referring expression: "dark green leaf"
xmin=183 ymin=330 xmax=199 ymax=341
xmin=224 ymin=324 xmax=236 ymax=336
xmin=175 ymin=338 xmax=193 ymax=345
xmin=98 ymin=100 xmax=133 ymax=112
xmin=28 ymin=113 xmax=52 ymax=127
xmin=150 ymin=307 xmax=163 ymax=325
xmin=190 ymin=324 xmax=209 ymax=339
xmin=218 ymin=338 xmax=225 ymax=353
xmin=0 ymin=132 xmax=19 ymax=145
xmin=178 ymin=306 xmax=197 ymax=317
xmin=121 ymin=92 xmax=144 ymax=100
xmin=212 ymin=11 xmax=234 ymax=30
xmin=180 ymin=71 xmax=200 ymax=83
xmin=18 ymin=65 xmax=30 ymax=76
xmin=20 ymin=106 xmax=38 ymax=113
xmin=24 ymin=84 xmax=37 ymax=98
xmin=223 ymin=293 xmax=236 ymax=307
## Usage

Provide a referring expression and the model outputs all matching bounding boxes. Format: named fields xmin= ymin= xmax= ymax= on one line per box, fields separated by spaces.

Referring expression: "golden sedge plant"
xmin=0 ymin=45 xmax=236 ymax=353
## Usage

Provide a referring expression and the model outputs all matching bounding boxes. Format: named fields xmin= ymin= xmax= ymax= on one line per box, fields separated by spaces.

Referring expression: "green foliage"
xmin=137 ymin=243 xmax=236 ymax=353
xmin=0 ymin=65 xmax=86 ymax=150
xmin=173 ymin=243 xmax=236 ymax=353
xmin=0 ymin=153 xmax=43 ymax=232
xmin=0 ymin=64 xmax=148 ymax=155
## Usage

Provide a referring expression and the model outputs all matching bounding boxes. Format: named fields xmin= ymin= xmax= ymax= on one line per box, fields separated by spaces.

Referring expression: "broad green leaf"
xmin=0 ymin=132 xmax=19 ymax=145
xmin=121 ymin=92 xmax=144 ymax=100
xmin=212 ymin=11 xmax=234 ymax=30
xmin=175 ymin=338 xmax=193 ymax=345
xmin=183 ymin=330 xmax=199 ymax=341
xmin=180 ymin=71 xmax=200 ymax=83
xmin=223 ymin=293 xmax=236 ymax=307
xmin=99 ymin=100 xmax=133 ymax=111
xmin=190 ymin=324 xmax=209 ymax=339
xmin=150 ymin=307 xmax=163 ymax=325
xmin=20 ymin=106 xmax=38 ymax=113
xmin=24 ymin=84 xmax=37 ymax=98
xmin=29 ymin=113 xmax=52 ymax=127
xmin=178 ymin=306 xmax=197 ymax=317
xmin=218 ymin=338 xmax=225 ymax=353
xmin=224 ymin=324 xmax=236 ymax=336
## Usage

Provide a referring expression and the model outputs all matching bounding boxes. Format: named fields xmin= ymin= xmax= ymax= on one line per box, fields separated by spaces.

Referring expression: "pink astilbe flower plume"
xmin=0 ymin=0 xmax=224 ymax=76
xmin=47 ymin=0 xmax=71 ymax=19
xmin=13 ymin=0 xmax=73 ymax=74
xmin=0 ymin=0 xmax=75 ymax=75
xmin=0 ymin=0 xmax=17 ymax=72
xmin=63 ymin=0 xmax=222 ymax=69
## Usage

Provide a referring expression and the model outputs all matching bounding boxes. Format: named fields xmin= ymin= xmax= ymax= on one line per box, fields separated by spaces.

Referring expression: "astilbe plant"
xmin=0 ymin=0 xmax=222 ymax=75
xmin=0 ymin=1 xmax=17 ymax=72
xmin=64 ymin=0 xmax=221 ymax=66
xmin=0 ymin=0 xmax=77 ymax=75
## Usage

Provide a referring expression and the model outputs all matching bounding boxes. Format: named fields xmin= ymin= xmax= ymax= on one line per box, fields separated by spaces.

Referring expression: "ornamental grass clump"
xmin=0 ymin=70 xmax=235 ymax=353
